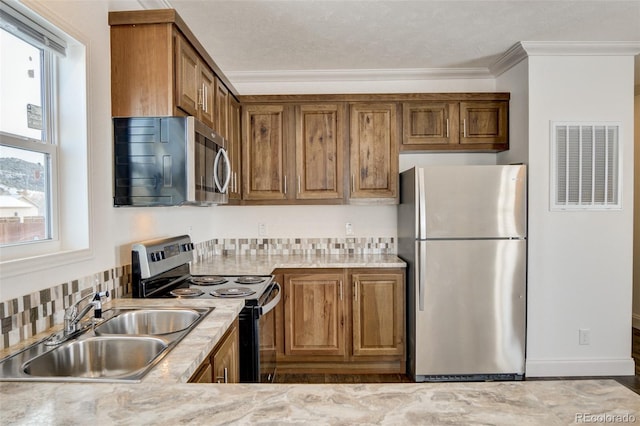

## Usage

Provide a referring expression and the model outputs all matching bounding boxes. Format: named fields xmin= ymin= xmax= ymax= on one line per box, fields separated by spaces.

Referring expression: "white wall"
xmin=524 ymin=55 xmax=635 ymax=376
xmin=496 ymin=59 xmax=529 ymax=166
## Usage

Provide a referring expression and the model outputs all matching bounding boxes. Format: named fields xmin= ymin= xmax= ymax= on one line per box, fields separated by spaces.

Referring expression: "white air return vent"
xmin=551 ymin=122 xmax=621 ymax=210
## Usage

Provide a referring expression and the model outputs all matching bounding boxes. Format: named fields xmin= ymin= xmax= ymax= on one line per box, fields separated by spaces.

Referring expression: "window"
xmin=0 ymin=2 xmax=63 ymax=246
xmin=0 ymin=0 xmax=89 ymax=273
xmin=551 ymin=122 xmax=621 ymax=210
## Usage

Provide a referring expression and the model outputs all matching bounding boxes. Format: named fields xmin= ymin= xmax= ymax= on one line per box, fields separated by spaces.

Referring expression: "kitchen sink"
xmin=94 ymin=309 xmax=201 ymax=336
xmin=0 ymin=306 xmax=213 ymax=382
xmin=23 ymin=336 xmax=167 ymax=380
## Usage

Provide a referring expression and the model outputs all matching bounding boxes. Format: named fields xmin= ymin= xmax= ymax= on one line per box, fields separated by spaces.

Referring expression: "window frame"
xmin=0 ymin=0 xmax=91 ymax=276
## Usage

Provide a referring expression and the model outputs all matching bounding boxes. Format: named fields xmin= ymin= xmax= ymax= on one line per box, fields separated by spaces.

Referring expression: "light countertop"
xmin=2 ymin=256 xmax=638 ymax=424
xmin=192 ymin=253 xmax=406 ymax=276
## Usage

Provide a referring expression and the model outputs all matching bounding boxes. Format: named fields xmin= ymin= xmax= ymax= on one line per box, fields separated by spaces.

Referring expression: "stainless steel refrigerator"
xmin=398 ymin=165 xmax=527 ymax=381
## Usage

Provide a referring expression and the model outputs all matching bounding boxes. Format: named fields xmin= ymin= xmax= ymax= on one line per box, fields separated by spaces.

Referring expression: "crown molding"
xmin=227 ymin=67 xmax=493 ymax=84
xmin=490 ymin=41 xmax=640 ymax=77
xmin=519 ymin=41 xmax=640 ymax=56
xmin=490 ymin=43 xmax=529 ymax=77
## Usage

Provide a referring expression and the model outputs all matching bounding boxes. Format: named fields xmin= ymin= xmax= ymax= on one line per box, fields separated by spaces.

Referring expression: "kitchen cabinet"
xmin=282 ymin=272 xmax=346 ymax=358
xmin=109 ymin=9 xmax=238 ymax=138
xmin=274 ymin=268 xmax=405 ymax=373
xmin=241 ymin=103 xmax=345 ymax=203
xmin=351 ymin=271 xmax=404 ymax=358
xmin=401 ymin=97 xmax=508 ymax=151
xmin=175 ymin=33 xmax=215 ymax=128
xmin=242 ymin=104 xmax=289 ymax=201
xmin=215 ymin=78 xmax=230 ymax=139
xmin=349 ymin=103 xmax=399 ymax=202
xmin=212 ymin=319 xmax=239 ymax=383
xmin=295 ymin=104 xmax=345 ymax=200
xmin=188 ymin=318 xmax=239 ymax=383
xmin=228 ymin=97 xmax=242 ymax=201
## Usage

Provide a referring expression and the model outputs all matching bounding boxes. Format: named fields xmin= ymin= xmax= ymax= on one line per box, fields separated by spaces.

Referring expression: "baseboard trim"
xmin=526 ymin=358 xmax=635 ymax=377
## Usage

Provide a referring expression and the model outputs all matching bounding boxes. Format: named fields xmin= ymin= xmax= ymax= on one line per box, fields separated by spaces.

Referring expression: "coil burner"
xmin=210 ymin=287 xmax=256 ymax=298
xmin=190 ymin=276 xmax=228 ymax=286
xmin=235 ymin=276 xmax=265 ymax=285
xmin=170 ymin=288 xmax=204 ymax=298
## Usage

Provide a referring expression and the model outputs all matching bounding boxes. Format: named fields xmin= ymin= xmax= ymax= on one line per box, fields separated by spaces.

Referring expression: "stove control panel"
xmin=132 ymin=235 xmax=194 ymax=279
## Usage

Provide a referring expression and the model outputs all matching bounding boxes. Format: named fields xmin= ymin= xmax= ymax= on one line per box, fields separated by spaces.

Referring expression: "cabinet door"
xmin=212 ymin=320 xmax=239 ymax=383
xmin=110 ymin=23 xmax=174 ymax=117
xmin=283 ymin=273 xmax=346 ymax=357
xmin=349 ymin=103 xmax=398 ymax=200
xmin=352 ymin=272 xmax=404 ymax=357
xmin=459 ymin=101 xmax=508 ymax=145
xmin=402 ymin=102 xmax=459 ymax=148
xmin=189 ymin=362 xmax=213 ymax=383
xmin=215 ymin=78 xmax=229 ymax=139
xmin=243 ymin=105 xmax=289 ymax=201
xmin=228 ymin=97 xmax=242 ymax=200
xmin=295 ymin=104 xmax=344 ymax=200
xmin=199 ymin=65 xmax=216 ymax=129
xmin=175 ymin=35 xmax=200 ymax=117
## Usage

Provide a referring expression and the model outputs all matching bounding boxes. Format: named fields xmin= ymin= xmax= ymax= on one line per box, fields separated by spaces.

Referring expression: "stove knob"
xmin=159 ymin=251 xmax=166 ymax=259
xmin=150 ymin=252 xmax=157 ymax=262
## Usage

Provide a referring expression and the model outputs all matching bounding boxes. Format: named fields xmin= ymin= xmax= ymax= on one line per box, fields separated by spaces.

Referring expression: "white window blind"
xmin=551 ymin=122 xmax=621 ymax=210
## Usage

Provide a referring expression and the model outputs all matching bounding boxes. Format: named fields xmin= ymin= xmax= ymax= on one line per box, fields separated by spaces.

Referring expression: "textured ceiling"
xmin=112 ymin=0 xmax=640 ymax=81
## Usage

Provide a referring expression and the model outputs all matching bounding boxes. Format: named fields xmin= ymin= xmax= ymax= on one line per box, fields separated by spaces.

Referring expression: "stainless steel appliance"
xmin=398 ymin=165 xmax=527 ymax=381
xmin=131 ymin=235 xmax=281 ymax=383
xmin=113 ymin=116 xmax=230 ymax=206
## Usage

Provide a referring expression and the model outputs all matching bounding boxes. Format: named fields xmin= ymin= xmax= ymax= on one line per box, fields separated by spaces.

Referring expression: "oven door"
xmin=238 ymin=282 xmax=281 ymax=383
xmin=259 ymin=282 xmax=280 ymax=383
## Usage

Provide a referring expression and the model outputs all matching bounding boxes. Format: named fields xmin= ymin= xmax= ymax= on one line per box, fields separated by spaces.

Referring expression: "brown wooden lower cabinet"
xmin=188 ymin=318 xmax=239 ymax=383
xmin=274 ymin=268 xmax=405 ymax=374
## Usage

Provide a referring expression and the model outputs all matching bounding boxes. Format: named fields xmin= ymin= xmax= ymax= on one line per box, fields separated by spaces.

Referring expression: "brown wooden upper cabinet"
xmin=402 ymin=98 xmax=508 ymax=151
xmin=242 ymin=104 xmax=289 ymax=201
xmin=349 ymin=103 xmax=399 ymax=201
xmin=295 ymin=104 xmax=345 ymax=201
xmin=242 ymin=103 xmax=345 ymax=203
xmin=227 ymin=97 xmax=242 ymax=201
xmin=175 ymin=34 xmax=215 ymax=128
xmin=109 ymin=9 xmax=237 ymax=138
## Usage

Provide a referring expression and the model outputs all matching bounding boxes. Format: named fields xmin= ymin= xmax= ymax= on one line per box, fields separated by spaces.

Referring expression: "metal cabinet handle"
xmin=297 ymin=175 xmax=301 ymax=194
xmin=216 ymin=367 xmax=228 ymax=383
xmin=446 ymin=119 xmax=449 ymax=138
xmin=351 ymin=175 xmax=355 ymax=193
xmin=463 ymin=119 xmax=467 ymax=138
xmin=354 ymin=281 xmax=359 ymax=301
xmin=284 ymin=176 xmax=287 ymax=194
xmin=339 ymin=280 xmax=343 ymax=301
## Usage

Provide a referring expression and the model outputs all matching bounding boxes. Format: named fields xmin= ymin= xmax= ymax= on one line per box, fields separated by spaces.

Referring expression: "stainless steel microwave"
xmin=113 ymin=116 xmax=230 ymax=206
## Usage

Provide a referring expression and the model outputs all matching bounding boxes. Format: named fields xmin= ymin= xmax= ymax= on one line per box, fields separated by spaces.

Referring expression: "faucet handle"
xmin=92 ymin=291 xmax=110 ymax=319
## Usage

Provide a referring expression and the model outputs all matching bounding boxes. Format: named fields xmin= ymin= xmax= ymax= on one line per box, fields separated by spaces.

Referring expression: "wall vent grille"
xmin=551 ymin=122 xmax=621 ymax=210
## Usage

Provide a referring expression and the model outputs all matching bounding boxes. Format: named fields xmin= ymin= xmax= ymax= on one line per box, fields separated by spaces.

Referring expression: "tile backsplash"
xmin=0 ymin=236 xmax=394 ymax=350
xmin=0 ymin=265 xmax=131 ymax=350
xmin=194 ymin=237 xmax=395 ymax=261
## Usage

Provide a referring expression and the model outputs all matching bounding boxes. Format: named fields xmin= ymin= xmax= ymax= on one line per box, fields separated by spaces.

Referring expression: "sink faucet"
xmin=63 ymin=291 xmax=110 ymax=334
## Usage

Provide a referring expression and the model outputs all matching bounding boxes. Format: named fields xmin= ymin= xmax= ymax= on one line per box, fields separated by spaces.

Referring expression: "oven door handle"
xmin=259 ymin=282 xmax=281 ymax=316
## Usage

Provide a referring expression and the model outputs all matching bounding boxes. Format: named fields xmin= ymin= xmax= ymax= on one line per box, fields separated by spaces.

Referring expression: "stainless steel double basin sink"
xmin=0 ymin=307 xmax=213 ymax=382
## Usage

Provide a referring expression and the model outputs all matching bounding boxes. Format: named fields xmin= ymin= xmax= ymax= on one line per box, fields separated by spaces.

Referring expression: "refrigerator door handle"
xmin=416 ymin=240 xmax=426 ymax=311
xmin=417 ymin=168 xmax=427 ymax=240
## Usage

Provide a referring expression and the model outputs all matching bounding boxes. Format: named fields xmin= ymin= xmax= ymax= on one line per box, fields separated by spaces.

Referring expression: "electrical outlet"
xmin=579 ymin=328 xmax=590 ymax=345
xmin=345 ymin=222 xmax=354 ymax=236
xmin=258 ymin=223 xmax=267 ymax=236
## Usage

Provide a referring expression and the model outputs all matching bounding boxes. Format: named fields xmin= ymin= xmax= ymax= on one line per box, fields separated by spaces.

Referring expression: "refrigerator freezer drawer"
xmin=414 ymin=239 xmax=526 ymax=377
xmin=420 ymin=165 xmax=526 ymax=239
